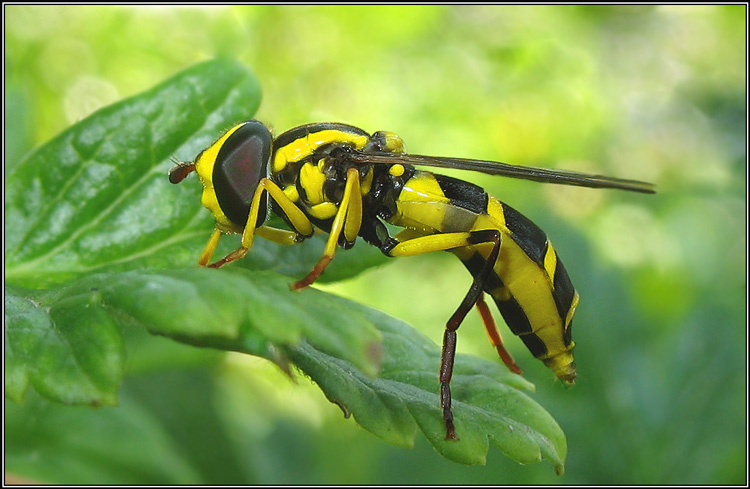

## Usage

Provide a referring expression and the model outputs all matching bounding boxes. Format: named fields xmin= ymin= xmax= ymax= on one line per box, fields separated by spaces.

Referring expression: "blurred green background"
xmin=5 ymin=4 xmax=746 ymax=485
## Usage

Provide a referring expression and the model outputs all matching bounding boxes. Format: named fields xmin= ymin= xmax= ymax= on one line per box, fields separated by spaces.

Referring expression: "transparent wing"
xmin=344 ymin=151 xmax=656 ymax=194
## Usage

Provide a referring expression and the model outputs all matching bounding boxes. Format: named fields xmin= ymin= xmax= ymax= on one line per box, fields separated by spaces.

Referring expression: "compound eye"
xmin=213 ymin=120 xmax=273 ymax=227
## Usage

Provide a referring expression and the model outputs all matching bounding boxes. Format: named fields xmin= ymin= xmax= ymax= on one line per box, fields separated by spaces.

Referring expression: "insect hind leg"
xmin=475 ymin=294 xmax=522 ymax=375
xmin=381 ymin=228 xmax=502 ymax=440
xmin=440 ymin=229 xmax=502 ymax=440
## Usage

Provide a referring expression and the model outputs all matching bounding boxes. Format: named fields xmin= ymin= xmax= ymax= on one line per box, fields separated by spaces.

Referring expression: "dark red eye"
xmin=213 ymin=120 xmax=272 ymax=227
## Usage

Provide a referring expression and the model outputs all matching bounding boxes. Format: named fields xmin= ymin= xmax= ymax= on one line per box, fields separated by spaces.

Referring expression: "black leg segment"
xmin=440 ymin=229 xmax=502 ymax=440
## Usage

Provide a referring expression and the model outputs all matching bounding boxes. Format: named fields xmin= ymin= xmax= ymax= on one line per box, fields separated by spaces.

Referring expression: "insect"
xmin=169 ymin=120 xmax=655 ymax=440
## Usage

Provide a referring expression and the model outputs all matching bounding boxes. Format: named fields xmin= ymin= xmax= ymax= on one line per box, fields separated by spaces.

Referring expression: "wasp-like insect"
xmin=169 ymin=120 xmax=655 ymax=440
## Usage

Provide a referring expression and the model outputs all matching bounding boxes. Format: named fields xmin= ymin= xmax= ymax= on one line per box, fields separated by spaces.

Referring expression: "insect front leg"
xmin=203 ymin=178 xmax=314 ymax=268
xmin=198 ymin=228 xmax=224 ymax=266
xmin=384 ymin=229 xmax=502 ymax=440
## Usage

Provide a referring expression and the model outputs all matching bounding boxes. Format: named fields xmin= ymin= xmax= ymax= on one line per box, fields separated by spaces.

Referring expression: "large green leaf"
xmin=287 ymin=303 xmax=566 ymax=470
xmin=5 ymin=59 xmax=262 ymax=287
xmin=4 ymin=286 xmax=123 ymax=406
xmin=5 ymin=268 xmax=565 ymax=471
xmin=4 ymin=59 xmax=566 ymax=473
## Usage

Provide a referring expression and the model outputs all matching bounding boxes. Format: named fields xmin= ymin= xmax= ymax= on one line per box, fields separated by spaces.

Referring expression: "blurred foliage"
xmin=5 ymin=4 xmax=746 ymax=485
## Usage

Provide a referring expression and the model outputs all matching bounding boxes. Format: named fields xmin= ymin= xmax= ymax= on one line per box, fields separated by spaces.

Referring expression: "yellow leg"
xmin=343 ymin=168 xmax=363 ymax=244
xmin=198 ymin=228 xmax=223 ymax=266
xmin=386 ymin=232 xmax=475 ymax=257
xmin=292 ymin=168 xmax=363 ymax=290
xmin=255 ymin=226 xmax=301 ymax=245
xmin=240 ymin=178 xmax=313 ymax=250
xmin=205 ymin=178 xmax=314 ymax=268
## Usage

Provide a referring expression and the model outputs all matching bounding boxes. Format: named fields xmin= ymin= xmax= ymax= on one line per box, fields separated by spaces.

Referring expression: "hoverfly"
xmin=169 ymin=120 xmax=655 ymax=440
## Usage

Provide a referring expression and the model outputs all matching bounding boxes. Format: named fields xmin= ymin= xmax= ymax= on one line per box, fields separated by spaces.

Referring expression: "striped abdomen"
xmin=457 ymin=195 xmax=578 ymax=383
xmin=389 ymin=170 xmax=578 ymax=382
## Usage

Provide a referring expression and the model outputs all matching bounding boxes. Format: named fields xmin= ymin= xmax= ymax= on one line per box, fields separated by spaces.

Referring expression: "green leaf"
xmin=5 ymin=266 xmax=565 ymax=471
xmin=4 ymin=58 xmax=262 ymax=288
xmin=286 ymin=302 xmax=566 ymax=472
xmin=101 ymin=268 xmax=384 ymax=378
xmin=5 ymin=269 xmax=384 ymax=406
xmin=5 ymin=285 xmax=124 ymax=406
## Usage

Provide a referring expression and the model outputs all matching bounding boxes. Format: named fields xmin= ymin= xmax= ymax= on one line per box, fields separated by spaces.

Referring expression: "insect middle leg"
xmin=385 ymin=229 xmax=502 ymax=440
xmin=291 ymin=167 xmax=363 ymax=290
